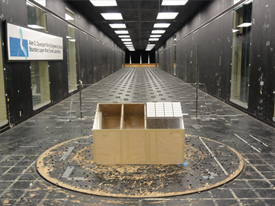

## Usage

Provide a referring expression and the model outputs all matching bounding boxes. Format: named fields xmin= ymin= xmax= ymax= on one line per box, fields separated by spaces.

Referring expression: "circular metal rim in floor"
xmin=36 ymin=134 xmax=244 ymax=198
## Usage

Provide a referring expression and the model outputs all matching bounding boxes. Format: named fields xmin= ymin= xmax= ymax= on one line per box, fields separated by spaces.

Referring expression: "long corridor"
xmin=0 ymin=67 xmax=275 ymax=206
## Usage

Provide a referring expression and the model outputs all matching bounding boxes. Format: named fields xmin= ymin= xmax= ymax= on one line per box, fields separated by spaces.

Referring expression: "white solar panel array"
xmin=146 ymin=102 xmax=182 ymax=118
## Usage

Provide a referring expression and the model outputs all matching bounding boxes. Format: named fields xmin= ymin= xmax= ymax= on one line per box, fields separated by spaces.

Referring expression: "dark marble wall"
xmin=0 ymin=0 xmax=123 ymax=130
xmin=159 ymin=0 xmax=275 ymax=127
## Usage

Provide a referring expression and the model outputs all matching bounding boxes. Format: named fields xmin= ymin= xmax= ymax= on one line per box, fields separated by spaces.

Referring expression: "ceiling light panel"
xmin=90 ymin=0 xmax=117 ymax=6
xmin=119 ymin=35 xmax=130 ymax=38
xmin=101 ymin=13 xmax=123 ymax=20
xmin=157 ymin=12 xmax=179 ymax=19
xmin=162 ymin=0 xmax=188 ymax=6
xmin=121 ymin=39 xmax=132 ymax=41
xmin=124 ymin=42 xmax=133 ymax=45
xmin=115 ymin=30 xmax=129 ymax=34
xmin=149 ymin=38 xmax=159 ymax=41
xmin=109 ymin=23 xmax=126 ymax=28
xmin=152 ymin=30 xmax=165 ymax=34
xmin=154 ymin=23 xmax=171 ymax=28
xmin=150 ymin=35 xmax=161 ymax=37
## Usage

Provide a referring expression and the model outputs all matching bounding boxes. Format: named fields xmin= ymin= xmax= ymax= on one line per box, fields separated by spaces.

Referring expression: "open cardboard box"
xmin=92 ymin=103 xmax=185 ymax=164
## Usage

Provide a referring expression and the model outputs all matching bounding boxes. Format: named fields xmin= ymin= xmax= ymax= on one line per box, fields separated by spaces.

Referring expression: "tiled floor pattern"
xmin=0 ymin=67 xmax=274 ymax=205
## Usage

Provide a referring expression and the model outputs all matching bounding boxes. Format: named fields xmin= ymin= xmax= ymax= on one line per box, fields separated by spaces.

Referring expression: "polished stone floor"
xmin=0 ymin=67 xmax=275 ymax=206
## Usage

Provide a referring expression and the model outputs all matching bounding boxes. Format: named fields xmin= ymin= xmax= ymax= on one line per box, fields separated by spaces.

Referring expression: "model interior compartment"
xmin=94 ymin=103 xmax=122 ymax=129
xmin=123 ymin=103 xmax=145 ymax=129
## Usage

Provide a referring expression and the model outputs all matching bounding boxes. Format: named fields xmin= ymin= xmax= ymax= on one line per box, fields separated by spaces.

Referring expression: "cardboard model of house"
xmin=92 ymin=102 xmax=185 ymax=164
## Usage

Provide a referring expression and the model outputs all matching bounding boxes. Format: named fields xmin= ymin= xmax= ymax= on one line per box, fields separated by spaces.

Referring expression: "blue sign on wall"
xmin=9 ymin=37 xmax=29 ymax=59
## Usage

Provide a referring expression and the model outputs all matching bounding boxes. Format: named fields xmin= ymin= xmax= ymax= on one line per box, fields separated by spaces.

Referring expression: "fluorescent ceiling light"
xmin=174 ymin=38 xmax=177 ymax=41
xmin=121 ymin=39 xmax=131 ymax=41
xmin=162 ymin=0 xmax=188 ymax=6
xmin=69 ymin=39 xmax=76 ymax=42
xmin=146 ymin=48 xmax=152 ymax=51
xmin=149 ymin=38 xmax=159 ymax=41
xmin=154 ymin=23 xmax=170 ymax=28
xmin=90 ymin=0 xmax=117 ymax=6
xmin=232 ymin=29 xmax=239 ymax=33
xmin=65 ymin=14 xmax=74 ymax=21
xmin=119 ymin=35 xmax=130 ymax=38
xmin=27 ymin=25 xmax=45 ymax=29
xmin=146 ymin=47 xmax=154 ymax=49
xmin=115 ymin=30 xmax=128 ymax=34
xmin=109 ymin=23 xmax=126 ymax=28
xmin=237 ymin=22 xmax=252 ymax=27
xmin=157 ymin=12 xmax=178 ymax=19
xmin=152 ymin=30 xmax=165 ymax=34
xmin=124 ymin=42 xmax=133 ymax=45
xmin=101 ymin=13 xmax=123 ymax=20
xmin=150 ymin=35 xmax=161 ymax=38
xmin=66 ymin=36 xmax=72 ymax=39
